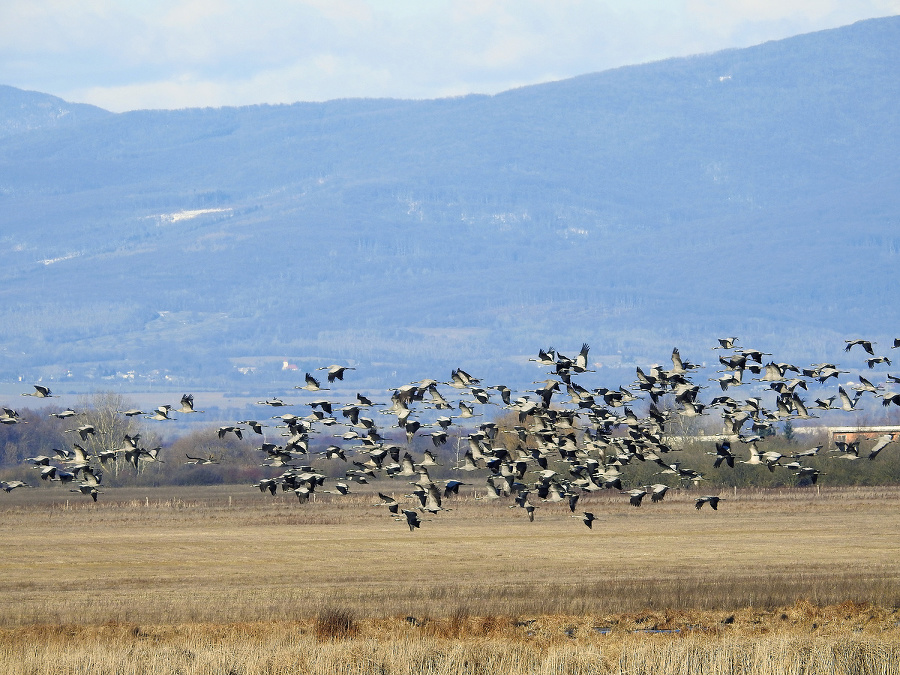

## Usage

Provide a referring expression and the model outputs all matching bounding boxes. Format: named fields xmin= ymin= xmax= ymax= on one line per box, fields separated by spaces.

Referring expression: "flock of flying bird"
xmin=2 ymin=338 xmax=899 ymax=530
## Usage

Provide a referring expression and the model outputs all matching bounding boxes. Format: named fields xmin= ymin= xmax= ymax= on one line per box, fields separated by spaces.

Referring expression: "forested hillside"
xmin=0 ymin=16 xmax=898 ymax=393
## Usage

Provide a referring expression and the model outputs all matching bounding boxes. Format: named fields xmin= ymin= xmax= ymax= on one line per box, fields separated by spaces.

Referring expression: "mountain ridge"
xmin=0 ymin=16 xmax=898 ymax=393
xmin=0 ymin=84 xmax=111 ymax=139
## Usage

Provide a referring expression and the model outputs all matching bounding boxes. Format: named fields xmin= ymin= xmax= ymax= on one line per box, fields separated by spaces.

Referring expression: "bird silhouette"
xmin=695 ymin=496 xmax=722 ymax=510
xmin=23 ymin=385 xmax=53 ymax=398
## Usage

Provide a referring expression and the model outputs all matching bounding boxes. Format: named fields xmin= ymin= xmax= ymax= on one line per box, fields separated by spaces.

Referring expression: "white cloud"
xmin=0 ymin=0 xmax=897 ymax=111
xmin=683 ymin=0 xmax=900 ymax=44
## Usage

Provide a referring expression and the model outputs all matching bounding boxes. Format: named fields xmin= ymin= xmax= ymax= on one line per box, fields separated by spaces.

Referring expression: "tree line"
xmin=2 ymin=393 xmax=900 ymax=491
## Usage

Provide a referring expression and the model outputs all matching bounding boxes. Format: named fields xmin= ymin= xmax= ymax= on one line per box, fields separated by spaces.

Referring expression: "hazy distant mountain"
xmin=0 ymin=85 xmax=110 ymax=139
xmin=1 ymin=16 xmax=898 ymax=394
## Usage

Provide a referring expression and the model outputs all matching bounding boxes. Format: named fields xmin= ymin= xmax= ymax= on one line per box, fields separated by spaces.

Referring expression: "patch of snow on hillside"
xmin=155 ymin=208 xmax=232 ymax=225
xmin=404 ymin=198 xmax=424 ymax=221
xmin=562 ymin=227 xmax=589 ymax=238
xmin=38 ymin=252 xmax=81 ymax=265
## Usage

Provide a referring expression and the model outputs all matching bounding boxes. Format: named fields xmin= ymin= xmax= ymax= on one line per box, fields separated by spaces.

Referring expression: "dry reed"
xmin=0 ymin=608 xmax=898 ymax=674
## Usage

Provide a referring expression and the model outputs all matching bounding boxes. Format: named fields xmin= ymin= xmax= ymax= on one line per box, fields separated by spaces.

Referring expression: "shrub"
xmin=314 ymin=607 xmax=358 ymax=640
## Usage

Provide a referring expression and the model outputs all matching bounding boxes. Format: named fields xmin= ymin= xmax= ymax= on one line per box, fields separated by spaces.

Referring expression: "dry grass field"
xmin=1 ymin=484 xmax=899 ymax=673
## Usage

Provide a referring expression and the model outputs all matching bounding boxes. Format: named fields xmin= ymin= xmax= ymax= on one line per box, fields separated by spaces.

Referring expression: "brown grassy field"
xmin=1 ymin=484 xmax=898 ymax=673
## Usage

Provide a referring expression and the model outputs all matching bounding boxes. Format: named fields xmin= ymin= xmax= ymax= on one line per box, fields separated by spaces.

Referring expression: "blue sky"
xmin=1 ymin=0 xmax=897 ymax=112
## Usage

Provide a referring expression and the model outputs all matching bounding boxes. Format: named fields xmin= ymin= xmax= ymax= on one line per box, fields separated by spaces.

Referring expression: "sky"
xmin=1 ymin=0 xmax=898 ymax=112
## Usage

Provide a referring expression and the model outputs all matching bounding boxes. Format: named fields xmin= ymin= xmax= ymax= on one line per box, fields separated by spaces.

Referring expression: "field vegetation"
xmin=0 ymin=485 xmax=898 ymax=673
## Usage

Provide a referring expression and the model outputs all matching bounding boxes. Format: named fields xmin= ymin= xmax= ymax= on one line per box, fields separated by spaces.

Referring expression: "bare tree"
xmin=75 ymin=392 xmax=152 ymax=479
